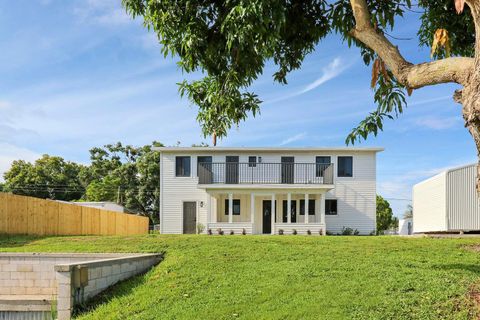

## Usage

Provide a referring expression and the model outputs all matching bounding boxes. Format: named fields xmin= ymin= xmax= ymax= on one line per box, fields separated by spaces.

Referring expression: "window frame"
xmin=224 ymin=199 xmax=241 ymax=215
xmin=299 ymin=199 xmax=316 ymax=215
xmin=325 ymin=199 xmax=338 ymax=215
xmin=175 ymin=156 xmax=191 ymax=177
xmin=248 ymin=156 xmax=257 ymax=167
xmin=315 ymin=156 xmax=331 ymax=177
xmin=337 ymin=156 xmax=353 ymax=178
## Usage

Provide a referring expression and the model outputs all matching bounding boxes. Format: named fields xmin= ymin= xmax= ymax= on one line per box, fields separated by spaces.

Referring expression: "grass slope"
xmin=1 ymin=235 xmax=480 ymax=319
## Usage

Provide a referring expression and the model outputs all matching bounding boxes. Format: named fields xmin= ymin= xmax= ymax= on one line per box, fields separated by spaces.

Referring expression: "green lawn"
xmin=2 ymin=235 xmax=480 ymax=319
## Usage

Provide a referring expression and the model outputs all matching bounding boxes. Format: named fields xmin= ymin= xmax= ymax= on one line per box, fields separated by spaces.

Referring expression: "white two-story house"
xmin=155 ymin=147 xmax=383 ymax=235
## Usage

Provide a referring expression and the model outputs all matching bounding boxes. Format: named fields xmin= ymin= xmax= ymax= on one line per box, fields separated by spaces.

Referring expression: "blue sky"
xmin=0 ymin=0 xmax=476 ymax=216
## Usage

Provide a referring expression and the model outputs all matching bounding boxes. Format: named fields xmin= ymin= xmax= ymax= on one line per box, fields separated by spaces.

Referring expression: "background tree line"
xmin=1 ymin=142 xmax=164 ymax=224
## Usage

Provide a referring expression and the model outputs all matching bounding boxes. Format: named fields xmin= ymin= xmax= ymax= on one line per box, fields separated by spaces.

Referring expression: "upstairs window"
xmin=175 ymin=156 xmax=191 ymax=177
xmin=316 ymin=156 xmax=331 ymax=177
xmin=325 ymin=200 xmax=338 ymax=215
xmin=225 ymin=199 xmax=241 ymax=215
xmin=299 ymin=199 xmax=315 ymax=215
xmin=248 ymin=156 xmax=257 ymax=167
xmin=337 ymin=156 xmax=353 ymax=177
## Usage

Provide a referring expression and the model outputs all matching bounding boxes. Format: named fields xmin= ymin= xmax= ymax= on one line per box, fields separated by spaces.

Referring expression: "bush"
xmin=292 ymin=229 xmax=297 ymax=235
xmin=196 ymin=223 xmax=205 ymax=234
xmin=278 ymin=229 xmax=284 ymax=235
xmin=319 ymin=229 xmax=323 ymax=236
xmin=341 ymin=227 xmax=354 ymax=235
xmin=242 ymin=228 xmax=246 ymax=235
xmin=217 ymin=228 xmax=224 ymax=235
xmin=341 ymin=227 xmax=360 ymax=236
xmin=230 ymin=230 xmax=235 ymax=235
xmin=207 ymin=229 xmax=212 ymax=235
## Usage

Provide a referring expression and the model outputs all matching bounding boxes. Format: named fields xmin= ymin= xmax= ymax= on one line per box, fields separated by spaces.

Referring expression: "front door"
xmin=226 ymin=156 xmax=239 ymax=184
xmin=183 ymin=202 xmax=197 ymax=234
xmin=262 ymin=200 xmax=276 ymax=234
xmin=281 ymin=157 xmax=295 ymax=184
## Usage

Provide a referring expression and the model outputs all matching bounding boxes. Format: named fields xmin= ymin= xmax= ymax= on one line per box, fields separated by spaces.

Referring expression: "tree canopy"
xmin=376 ymin=195 xmax=397 ymax=233
xmin=122 ymin=0 xmax=476 ymax=145
xmin=2 ymin=142 xmax=163 ymax=223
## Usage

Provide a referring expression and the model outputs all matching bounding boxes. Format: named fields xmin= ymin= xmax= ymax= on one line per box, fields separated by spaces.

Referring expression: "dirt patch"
xmin=462 ymin=244 xmax=480 ymax=252
xmin=468 ymin=284 xmax=480 ymax=319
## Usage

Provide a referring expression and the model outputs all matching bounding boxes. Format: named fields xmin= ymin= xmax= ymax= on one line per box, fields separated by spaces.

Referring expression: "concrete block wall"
xmin=55 ymin=254 xmax=162 ymax=320
xmin=0 ymin=253 xmax=162 ymax=320
xmin=0 ymin=254 xmax=127 ymax=297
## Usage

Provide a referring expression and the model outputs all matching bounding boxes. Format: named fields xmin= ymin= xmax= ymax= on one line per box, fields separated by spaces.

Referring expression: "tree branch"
xmin=349 ymin=0 xmax=473 ymax=89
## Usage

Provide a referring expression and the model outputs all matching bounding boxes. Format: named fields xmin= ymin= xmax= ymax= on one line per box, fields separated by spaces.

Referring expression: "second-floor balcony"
xmin=198 ymin=162 xmax=334 ymax=185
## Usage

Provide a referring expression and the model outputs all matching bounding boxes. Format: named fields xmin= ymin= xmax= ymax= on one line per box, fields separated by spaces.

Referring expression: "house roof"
xmin=153 ymin=146 xmax=384 ymax=153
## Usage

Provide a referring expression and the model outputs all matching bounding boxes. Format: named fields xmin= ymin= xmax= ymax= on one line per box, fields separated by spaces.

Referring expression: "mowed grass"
xmin=1 ymin=235 xmax=480 ymax=319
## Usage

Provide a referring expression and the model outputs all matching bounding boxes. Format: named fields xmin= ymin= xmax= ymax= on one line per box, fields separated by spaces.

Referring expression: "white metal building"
xmin=413 ymin=164 xmax=480 ymax=233
xmin=155 ymin=146 xmax=382 ymax=235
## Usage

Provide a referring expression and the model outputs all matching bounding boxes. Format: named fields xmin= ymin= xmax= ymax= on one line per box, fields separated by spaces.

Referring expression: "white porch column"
xmin=287 ymin=193 xmax=292 ymax=224
xmin=250 ymin=193 xmax=255 ymax=225
xmin=304 ymin=193 xmax=309 ymax=224
xmin=207 ymin=195 xmax=211 ymax=226
xmin=271 ymin=194 xmax=276 ymax=235
xmin=228 ymin=193 xmax=233 ymax=224
xmin=320 ymin=192 xmax=326 ymax=235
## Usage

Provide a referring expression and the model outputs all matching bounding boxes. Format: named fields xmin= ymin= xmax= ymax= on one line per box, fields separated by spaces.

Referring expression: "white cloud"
xmin=414 ymin=116 xmax=460 ymax=130
xmin=0 ymin=143 xmax=40 ymax=181
xmin=264 ymin=57 xmax=354 ymax=104
xmin=279 ymin=132 xmax=307 ymax=146
xmin=299 ymin=57 xmax=351 ymax=94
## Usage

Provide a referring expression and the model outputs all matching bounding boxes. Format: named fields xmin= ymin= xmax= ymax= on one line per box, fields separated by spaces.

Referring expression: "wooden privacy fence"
xmin=0 ymin=193 xmax=149 ymax=236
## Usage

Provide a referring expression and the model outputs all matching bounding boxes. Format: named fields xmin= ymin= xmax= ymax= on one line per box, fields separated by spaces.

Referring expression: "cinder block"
xmin=2 ymin=264 xmax=16 ymax=272
xmin=57 ymin=283 xmax=71 ymax=297
xmin=0 ymin=272 xmax=10 ymax=280
xmin=57 ymin=309 xmax=72 ymax=320
xmin=0 ymin=258 xmax=10 ymax=264
xmin=25 ymin=272 xmax=39 ymax=280
xmin=34 ymin=279 xmax=51 ymax=287
xmin=96 ymin=277 xmax=107 ymax=289
xmin=4 ymin=279 xmax=18 ymax=287
xmin=11 ymin=287 xmax=26 ymax=295
xmin=26 ymin=287 xmax=43 ymax=295
xmin=111 ymin=265 xmax=121 ymax=275
xmin=10 ymin=272 xmax=25 ymax=280
xmin=0 ymin=287 xmax=11 ymax=295
xmin=57 ymin=291 xmax=73 ymax=309
xmin=56 ymin=271 xmax=71 ymax=285
xmin=18 ymin=279 xmax=34 ymax=287
xmin=102 ymin=265 xmax=112 ymax=276
xmin=41 ymin=287 xmax=55 ymax=295
xmin=17 ymin=264 xmax=33 ymax=272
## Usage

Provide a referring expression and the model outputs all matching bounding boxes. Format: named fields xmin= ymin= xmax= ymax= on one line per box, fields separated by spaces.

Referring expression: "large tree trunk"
xmin=349 ymin=0 xmax=480 ymax=189
xmin=462 ymin=0 xmax=480 ymax=191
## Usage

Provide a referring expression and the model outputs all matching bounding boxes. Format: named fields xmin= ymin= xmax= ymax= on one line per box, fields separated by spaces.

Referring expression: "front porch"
xmin=205 ymin=191 xmax=328 ymax=235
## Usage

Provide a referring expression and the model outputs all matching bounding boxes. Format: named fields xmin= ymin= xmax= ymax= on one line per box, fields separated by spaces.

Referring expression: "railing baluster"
xmin=198 ymin=162 xmax=334 ymax=185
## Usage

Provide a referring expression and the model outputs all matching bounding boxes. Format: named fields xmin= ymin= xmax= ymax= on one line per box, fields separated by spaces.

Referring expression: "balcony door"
xmin=225 ymin=156 xmax=239 ymax=184
xmin=281 ymin=157 xmax=295 ymax=184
